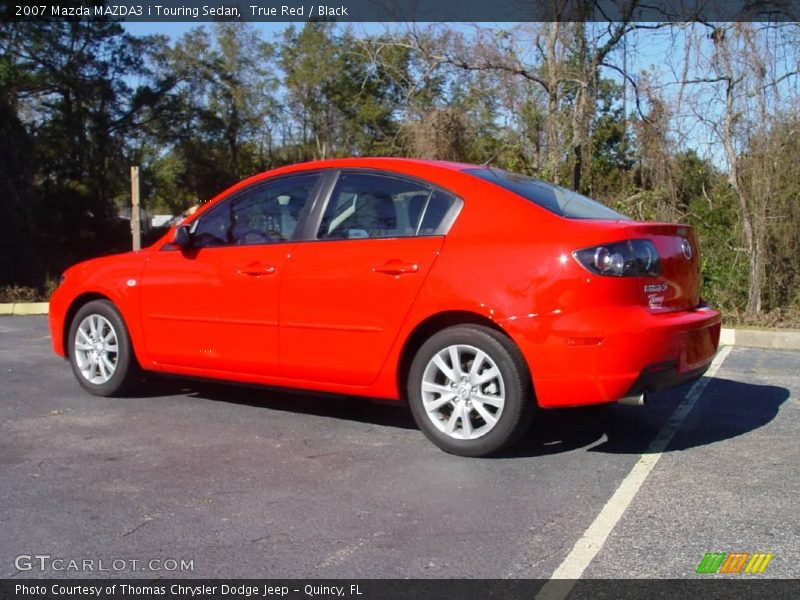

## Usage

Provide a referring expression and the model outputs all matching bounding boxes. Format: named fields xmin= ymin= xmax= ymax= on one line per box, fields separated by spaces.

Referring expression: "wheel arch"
xmin=396 ymin=310 xmax=533 ymax=403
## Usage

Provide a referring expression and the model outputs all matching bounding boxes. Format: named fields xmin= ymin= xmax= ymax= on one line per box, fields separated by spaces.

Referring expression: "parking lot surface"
xmin=1 ymin=316 xmax=798 ymax=578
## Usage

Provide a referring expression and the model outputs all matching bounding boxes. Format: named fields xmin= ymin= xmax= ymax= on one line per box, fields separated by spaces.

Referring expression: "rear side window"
xmin=465 ymin=168 xmax=630 ymax=220
xmin=417 ymin=190 xmax=459 ymax=235
xmin=317 ymin=172 xmax=460 ymax=240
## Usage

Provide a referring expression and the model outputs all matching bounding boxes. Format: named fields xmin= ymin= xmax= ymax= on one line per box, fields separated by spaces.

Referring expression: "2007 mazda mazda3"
xmin=49 ymin=158 xmax=721 ymax=456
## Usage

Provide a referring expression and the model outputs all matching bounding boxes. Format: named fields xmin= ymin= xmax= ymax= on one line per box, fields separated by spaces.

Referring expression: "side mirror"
xmin=172 ymin=224 xmax=192 ymax=249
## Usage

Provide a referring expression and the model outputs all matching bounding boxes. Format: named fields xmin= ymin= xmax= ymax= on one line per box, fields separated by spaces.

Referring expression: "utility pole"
xmin=131 ymin=165 xmax=141 ymax=251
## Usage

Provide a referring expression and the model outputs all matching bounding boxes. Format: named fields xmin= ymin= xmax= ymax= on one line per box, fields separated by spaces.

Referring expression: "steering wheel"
xmin=235 ymin=229 xmax=285 ymax=244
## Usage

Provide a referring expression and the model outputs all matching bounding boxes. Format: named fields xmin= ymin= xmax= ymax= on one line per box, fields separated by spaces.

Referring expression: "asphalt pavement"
xmin=1 ymin=316 xmax=797 ymax=579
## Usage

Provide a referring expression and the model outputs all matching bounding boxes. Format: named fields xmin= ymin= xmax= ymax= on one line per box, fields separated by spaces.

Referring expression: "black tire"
xmin=67 ymin=299 xmax=140 ymax=396
xmin=407 ymin=325 xmax=535 ymax=457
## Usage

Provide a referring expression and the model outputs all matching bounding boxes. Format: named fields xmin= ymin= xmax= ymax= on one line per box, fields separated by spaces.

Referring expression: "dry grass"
xmin=725 ymin=308 xmax=800 ymax=331
xmin=0 ymin=285 xmax=41 ymax=303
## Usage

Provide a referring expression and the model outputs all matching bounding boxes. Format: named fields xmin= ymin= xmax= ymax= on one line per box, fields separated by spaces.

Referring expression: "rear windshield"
xmin=464 ymin=168 xmax=630 ymax=220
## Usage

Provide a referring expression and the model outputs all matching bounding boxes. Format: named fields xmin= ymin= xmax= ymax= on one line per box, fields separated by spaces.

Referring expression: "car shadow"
xmin=505 ymin=377 xmax=790 ymax=458
xmin=128 ymin=375 xmax=789 ymax=457
xmin=128 ymin=375 xmax=419 ymax=430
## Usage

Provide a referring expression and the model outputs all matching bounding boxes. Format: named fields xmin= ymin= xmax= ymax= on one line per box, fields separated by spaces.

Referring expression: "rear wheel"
xmin=407 ymin=325 xmax=535 ymax=457
xmin=68 ymin=300 xmax=139 ymax=396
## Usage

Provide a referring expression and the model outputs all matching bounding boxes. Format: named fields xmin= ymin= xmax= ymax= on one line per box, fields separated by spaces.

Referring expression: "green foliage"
xmin=686 ymin=185 xmax=749 ymax=315
xmin=279 ymin=24 xmax=402 ymax=160
xmin=740 ymin=115 xmax=800 ymax=315
xmin=144 ymin=23 xmax=279 ymax=205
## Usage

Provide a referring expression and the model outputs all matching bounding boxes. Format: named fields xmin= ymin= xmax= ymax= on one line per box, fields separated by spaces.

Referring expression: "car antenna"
xmin=481 ymin=146 xmax=510 ymax=169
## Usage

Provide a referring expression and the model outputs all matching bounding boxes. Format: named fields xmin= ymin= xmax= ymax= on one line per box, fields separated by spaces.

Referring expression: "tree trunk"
xmin=717 ymin=29 xmax=762 ymax=315
xmin=545 ymin=22 xmax=560 ymax=184
xmin=749 ymin=229 xmax=765 ymax=314
xmin=569 ymin=23 xmax=592 ymax=192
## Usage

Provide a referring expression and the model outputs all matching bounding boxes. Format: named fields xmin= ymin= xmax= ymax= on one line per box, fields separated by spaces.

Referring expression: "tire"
xmin=67 ymin=299 xmax=140 ymax=396
xmin=407 ymin=325 xmax=535 ymax=457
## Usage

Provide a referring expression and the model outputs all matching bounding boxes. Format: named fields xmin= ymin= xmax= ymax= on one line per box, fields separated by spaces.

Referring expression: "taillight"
xmin=572 ymin=239 xmax=661 ymax=277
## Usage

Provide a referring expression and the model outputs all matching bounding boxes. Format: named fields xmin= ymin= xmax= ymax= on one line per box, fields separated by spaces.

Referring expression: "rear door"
xmin=279 ymin=170 xmax=460 ymax=386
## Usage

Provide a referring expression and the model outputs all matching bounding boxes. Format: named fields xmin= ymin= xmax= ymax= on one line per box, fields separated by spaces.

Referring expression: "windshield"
xmin=464 ymin=168 xmax=630 ymax=220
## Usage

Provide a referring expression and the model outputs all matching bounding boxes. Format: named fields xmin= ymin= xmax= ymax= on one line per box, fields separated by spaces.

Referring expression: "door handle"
xmin=373 ymin=260 xmax=419 ymax=276
xmin=238 ymin=262 xmax=276 ymax=276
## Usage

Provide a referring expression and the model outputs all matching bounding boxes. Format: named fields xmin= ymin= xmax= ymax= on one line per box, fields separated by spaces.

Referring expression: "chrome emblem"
xmin=681 ymin=239 xmax=692 ymax=260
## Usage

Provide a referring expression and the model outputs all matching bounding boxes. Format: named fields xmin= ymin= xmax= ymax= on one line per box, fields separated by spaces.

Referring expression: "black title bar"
xmin=2 ymin=0 xmax=800 ymax=22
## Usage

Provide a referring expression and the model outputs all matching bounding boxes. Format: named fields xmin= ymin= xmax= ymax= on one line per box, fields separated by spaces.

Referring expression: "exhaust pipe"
xmin=618 ymin=392 xmax=647 ymax=406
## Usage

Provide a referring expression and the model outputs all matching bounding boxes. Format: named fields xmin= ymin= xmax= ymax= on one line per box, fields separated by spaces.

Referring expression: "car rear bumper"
xmin=623 ymin=359 xmax=711 ymax=397
xmin=508 ymin=304 xmax=722 ymax=408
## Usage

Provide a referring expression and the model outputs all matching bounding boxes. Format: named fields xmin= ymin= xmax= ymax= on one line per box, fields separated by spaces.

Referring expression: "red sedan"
xmin=49 ymin=158 xmax=721 ymax=456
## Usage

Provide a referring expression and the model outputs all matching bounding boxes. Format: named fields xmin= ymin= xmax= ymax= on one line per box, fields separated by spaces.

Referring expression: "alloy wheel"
xmin=420 ymin=343 xmax=506 ymax=440
xmin=74 ymin=314 xmax=119 ymax=385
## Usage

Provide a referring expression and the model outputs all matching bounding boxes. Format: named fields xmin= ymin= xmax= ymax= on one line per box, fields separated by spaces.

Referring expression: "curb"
xmin=719 ymin=327 xmax=800 ymax=351
xmin=2 ymin=303 xmax=799 ymax=351
xmin=0 ymin=302 xmax=50 ymax=316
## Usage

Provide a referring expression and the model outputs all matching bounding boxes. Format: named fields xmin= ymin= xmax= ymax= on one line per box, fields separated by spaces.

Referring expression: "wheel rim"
xmin=420 ymin=344 xmax=506 ymax=440
xmin=74 ymin=314 xmax=119 ymax=385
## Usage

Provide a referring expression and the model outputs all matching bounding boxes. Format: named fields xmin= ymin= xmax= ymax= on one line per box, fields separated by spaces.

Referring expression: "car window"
xmin=464 ymin=168 xmax=630 ymax=220
xmin=317 ymin=172 xmax=459 ymax=240
xmin=191 ymin=173 xmax=319 ymax=247
xmin=415 ymin=190 xmax=460 ymax=235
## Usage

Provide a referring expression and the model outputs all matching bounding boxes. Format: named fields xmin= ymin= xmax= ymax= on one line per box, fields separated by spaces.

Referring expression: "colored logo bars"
xmin=696 ymin=552 xmax=774 ymax=574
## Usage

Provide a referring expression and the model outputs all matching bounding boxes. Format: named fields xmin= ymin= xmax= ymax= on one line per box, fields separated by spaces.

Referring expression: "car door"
xmin=279 ymin=170 xmax=461 ymax=386
xmin=139 ymin=172 xmax=322 ymax=376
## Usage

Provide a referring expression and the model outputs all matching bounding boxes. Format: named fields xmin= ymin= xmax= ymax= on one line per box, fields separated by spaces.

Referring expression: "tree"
xmin=0 ymin=20 xmax=157 ymax=285
xmin=397 ymin=5 xmax=641 ymax=190
xmin=145 ymin=23 xmax=278 ymax=205
xmin=700 ymin=23 xmax=799 ymax=314
xmin=279 ymin=24 xmax=404 ymax=160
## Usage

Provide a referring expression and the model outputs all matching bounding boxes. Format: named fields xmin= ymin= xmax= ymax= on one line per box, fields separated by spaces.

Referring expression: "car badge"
xmin=681 ymin=239 xmax=692 ymax=260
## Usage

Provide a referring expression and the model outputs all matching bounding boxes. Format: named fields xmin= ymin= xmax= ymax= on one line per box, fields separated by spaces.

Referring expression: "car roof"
xmin=272 ymin=157 xmax=479 ymax=174
xmin=190 ymin=158 xmax=489 ymax=222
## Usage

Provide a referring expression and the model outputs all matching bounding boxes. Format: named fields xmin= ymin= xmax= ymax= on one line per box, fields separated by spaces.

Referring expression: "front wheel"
xmin=68 ymin=299 xmax=139 ymax=396
xmin=407 ymin=325 xmax=535 ymax=457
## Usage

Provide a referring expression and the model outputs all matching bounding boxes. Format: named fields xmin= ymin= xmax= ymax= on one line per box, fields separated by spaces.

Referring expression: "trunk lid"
xmin=624 ymin=223 xmax=701 ymax=312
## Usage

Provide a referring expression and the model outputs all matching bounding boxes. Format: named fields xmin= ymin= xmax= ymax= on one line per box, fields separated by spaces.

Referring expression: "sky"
xmin=125 ymin=21 xmax=282 ymax=38
xmin=122 ymin=20 xmax=387 ymax=39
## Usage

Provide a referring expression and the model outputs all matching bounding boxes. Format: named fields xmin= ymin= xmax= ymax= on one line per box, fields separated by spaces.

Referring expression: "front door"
xmin=140 ymin=172 xmax=321 ymax=376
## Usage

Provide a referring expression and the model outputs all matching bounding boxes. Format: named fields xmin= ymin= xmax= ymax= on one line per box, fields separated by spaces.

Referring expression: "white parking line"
xmin=536 ymin=345 xmax=732 ymax=599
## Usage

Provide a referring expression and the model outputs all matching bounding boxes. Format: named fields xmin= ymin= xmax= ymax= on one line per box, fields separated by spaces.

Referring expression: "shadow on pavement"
xmin=508 ymin=377 xmax=790 ymax=458
xmin=129 ymin=374 xmax=418 ymax=429
xmin=127 ymin=375 xmax=789 ymax=458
